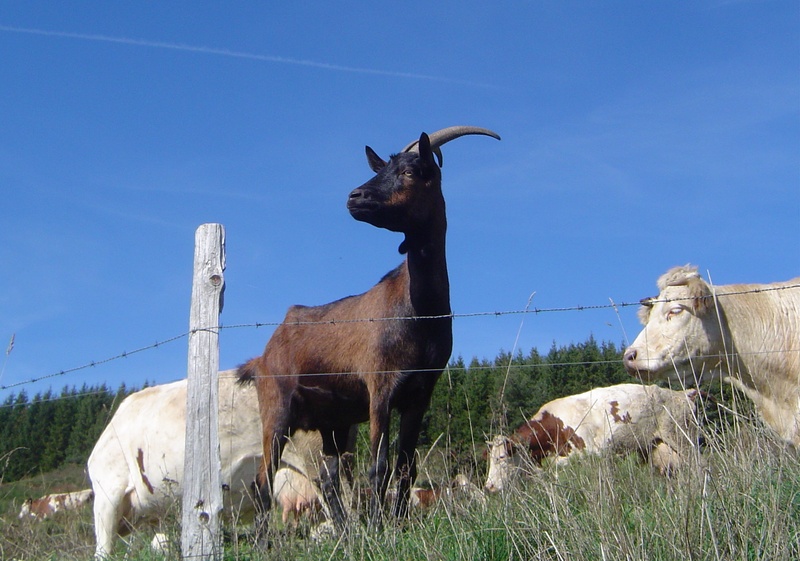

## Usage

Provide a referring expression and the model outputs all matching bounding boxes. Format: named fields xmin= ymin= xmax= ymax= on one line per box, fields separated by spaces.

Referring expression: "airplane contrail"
xmin=0 ymin=24 xmax=497 ymax=88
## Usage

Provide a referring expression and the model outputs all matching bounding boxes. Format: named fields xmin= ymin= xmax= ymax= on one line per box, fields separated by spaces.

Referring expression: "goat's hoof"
xmin=310 ymin=520 xmax=339 ymax=542
xmin=252 ymin=530 xmax=272 ymax=550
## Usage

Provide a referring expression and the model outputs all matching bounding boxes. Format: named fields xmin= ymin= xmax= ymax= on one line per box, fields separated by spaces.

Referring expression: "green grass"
xmin=2 ymin=419 xmax=798 ymax=561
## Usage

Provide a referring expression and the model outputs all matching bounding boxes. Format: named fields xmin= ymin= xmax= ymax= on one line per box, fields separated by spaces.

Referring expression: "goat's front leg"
xmin=319 ymin=428 xmax=351 ymax=532
xmin=368 ymin=404 xmax=391 ymax=530
xmin=392 ymin=408 xmax=425 ymax=519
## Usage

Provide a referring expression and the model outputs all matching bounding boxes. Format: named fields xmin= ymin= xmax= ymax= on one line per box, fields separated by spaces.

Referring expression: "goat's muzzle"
xmin=347 ymin=187 xmax=384 ymax=223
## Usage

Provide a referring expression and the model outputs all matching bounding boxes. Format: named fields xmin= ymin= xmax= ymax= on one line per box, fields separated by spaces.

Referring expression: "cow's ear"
xmin=687 ymin=277 xmax=713 ymax=315
xmin=637 ymin=297 xmax=655 ymax=325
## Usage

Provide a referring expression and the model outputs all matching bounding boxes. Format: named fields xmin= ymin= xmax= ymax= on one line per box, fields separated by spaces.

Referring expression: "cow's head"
xmin=483 ymin=435 xmax=517 ymax=493
xmin=623 ymin=265 xmax=724 ymax=385
xmin=18 ymin=498 xmax=34 ymax=519
xmin=483 ymin=434 xmax=545 ymax=493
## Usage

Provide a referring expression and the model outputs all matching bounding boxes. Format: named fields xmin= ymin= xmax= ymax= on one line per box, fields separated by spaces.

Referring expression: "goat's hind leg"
xmin=253 ymin=384 xmax=292 ymax=547
xmin=251 ymin=473 xmax=271 ymax=547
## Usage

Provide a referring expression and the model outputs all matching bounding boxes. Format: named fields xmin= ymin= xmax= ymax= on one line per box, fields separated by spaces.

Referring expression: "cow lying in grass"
xmin=19 ymin=489 xmax=94 ymax=520
xmin=484 ymin=383 xmax=701 ymax=491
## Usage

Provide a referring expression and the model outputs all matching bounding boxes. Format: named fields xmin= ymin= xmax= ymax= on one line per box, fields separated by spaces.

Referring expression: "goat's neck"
xmin=402 ymin=215 xmax=450 ymax=317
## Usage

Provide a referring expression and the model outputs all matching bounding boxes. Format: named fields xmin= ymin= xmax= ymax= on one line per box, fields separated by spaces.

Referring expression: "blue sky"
xmin=1 ymin=2 xmax=798 ymax=401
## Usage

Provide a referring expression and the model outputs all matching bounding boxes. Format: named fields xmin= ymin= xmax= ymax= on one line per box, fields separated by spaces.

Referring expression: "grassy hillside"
xmin=0 ymin=458 xmax=95 ymax=560
xmin=1 ymin=411 xmax=798 ymax=561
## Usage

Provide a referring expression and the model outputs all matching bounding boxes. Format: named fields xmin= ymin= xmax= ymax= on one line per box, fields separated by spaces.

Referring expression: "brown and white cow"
xmin=87 ymin=372 xmax=334 ymax=559
xmin=484 ymin=383 xmax=700 ymax=492
xmin=19 ymin=489 xmax=94 ymax=520
xmin=371 ymin=474 xmax=485 ymax=512
xmin=623 ymin=265 xmax=800 ymax=447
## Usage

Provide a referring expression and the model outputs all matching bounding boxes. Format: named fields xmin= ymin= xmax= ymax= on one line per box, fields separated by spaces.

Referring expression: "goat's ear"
xmin=417 ymin=133 xmax=438 ymax=169
xmin=365 ymin=146 xmax=386 ymax=173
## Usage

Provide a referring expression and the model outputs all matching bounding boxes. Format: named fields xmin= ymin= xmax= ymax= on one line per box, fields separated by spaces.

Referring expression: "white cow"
xmin=623 ymin=265 xmax=800 ymax=446
xmin=19 ymin=489 xmax=94 ymax=520
xmin=484 ymin=383 xmax=701 ymax=492
xmin=87 ymin=372 xmax=327 ymax=559
xmin=272 ymin=466 xmax=322 ymax=526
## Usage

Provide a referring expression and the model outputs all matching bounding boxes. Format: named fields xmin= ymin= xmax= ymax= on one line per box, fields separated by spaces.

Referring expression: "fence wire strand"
xmin=2 ymin=282 xmax=798 ymax=394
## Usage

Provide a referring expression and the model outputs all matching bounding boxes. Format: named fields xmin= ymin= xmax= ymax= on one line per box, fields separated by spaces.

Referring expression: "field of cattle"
xmin=2 ymin=401 xmax=798 ymax=561
xmin=2 ymin=266 xmax=798 ymax=561
xmin=2 ymin=266 xmax=798 ymax=559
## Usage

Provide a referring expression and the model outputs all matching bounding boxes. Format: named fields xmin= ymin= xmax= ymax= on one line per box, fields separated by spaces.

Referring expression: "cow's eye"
xmin=666 ymin=306 xmax=683 ymax=320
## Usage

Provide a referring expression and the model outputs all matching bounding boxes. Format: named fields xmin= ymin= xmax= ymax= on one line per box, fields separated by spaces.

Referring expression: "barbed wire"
xmin=3 ymin=346 xmax=798 ymax=411
xmin=0 ymin=386 xmax=122 ymax=407
xmin=1 ymin=282 xmax=797 ymax=394
xmin=0 ymin=333 xmax=190 ymax=392
xmin=217 ymin=347 xmax=800 ymax=382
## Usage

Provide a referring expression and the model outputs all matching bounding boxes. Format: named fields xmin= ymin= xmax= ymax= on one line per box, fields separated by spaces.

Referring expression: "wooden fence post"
xmin=182 ymin=223 xmax=226 ymax=560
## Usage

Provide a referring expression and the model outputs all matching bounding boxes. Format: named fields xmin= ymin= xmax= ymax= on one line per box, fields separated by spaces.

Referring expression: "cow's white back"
xmin=88 ymin=372 xmax=325 ymax=559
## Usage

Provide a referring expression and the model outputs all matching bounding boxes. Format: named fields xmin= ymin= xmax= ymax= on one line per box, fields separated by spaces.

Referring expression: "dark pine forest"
xmin=0 ymin=337 xmax=632 ymax=483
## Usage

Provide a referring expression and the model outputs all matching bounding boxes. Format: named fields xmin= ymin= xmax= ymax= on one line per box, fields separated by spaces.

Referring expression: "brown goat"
xmin=239 ymin=126 xmax=500 ymax=537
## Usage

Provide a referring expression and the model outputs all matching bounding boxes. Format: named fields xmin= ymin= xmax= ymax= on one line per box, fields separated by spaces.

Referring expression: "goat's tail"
xmin=237 ymin=358 xmax=261 ymax=385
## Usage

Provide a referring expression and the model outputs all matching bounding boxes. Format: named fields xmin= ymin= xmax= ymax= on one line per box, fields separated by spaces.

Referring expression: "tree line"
xmin=421 ymin=336 xmax=630 ymax=468
xmin=0 ymin=383 xmax=137 ymax=482
xmin=0 ymin=337 xmax=632 ymax=483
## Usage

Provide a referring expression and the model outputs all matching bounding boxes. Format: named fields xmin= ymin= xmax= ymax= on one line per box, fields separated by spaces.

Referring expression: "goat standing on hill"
xmin=239 ymin=126 xmax=500 ymax=537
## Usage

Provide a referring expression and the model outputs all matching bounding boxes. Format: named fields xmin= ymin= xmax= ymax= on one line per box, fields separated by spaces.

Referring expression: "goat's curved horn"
xmin=402 ymin=126 xmax=501 ymax=167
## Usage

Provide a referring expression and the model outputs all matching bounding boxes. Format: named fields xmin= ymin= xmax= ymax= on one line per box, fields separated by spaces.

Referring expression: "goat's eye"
xmin=402 ymin=170 xmax=413 ymax=177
